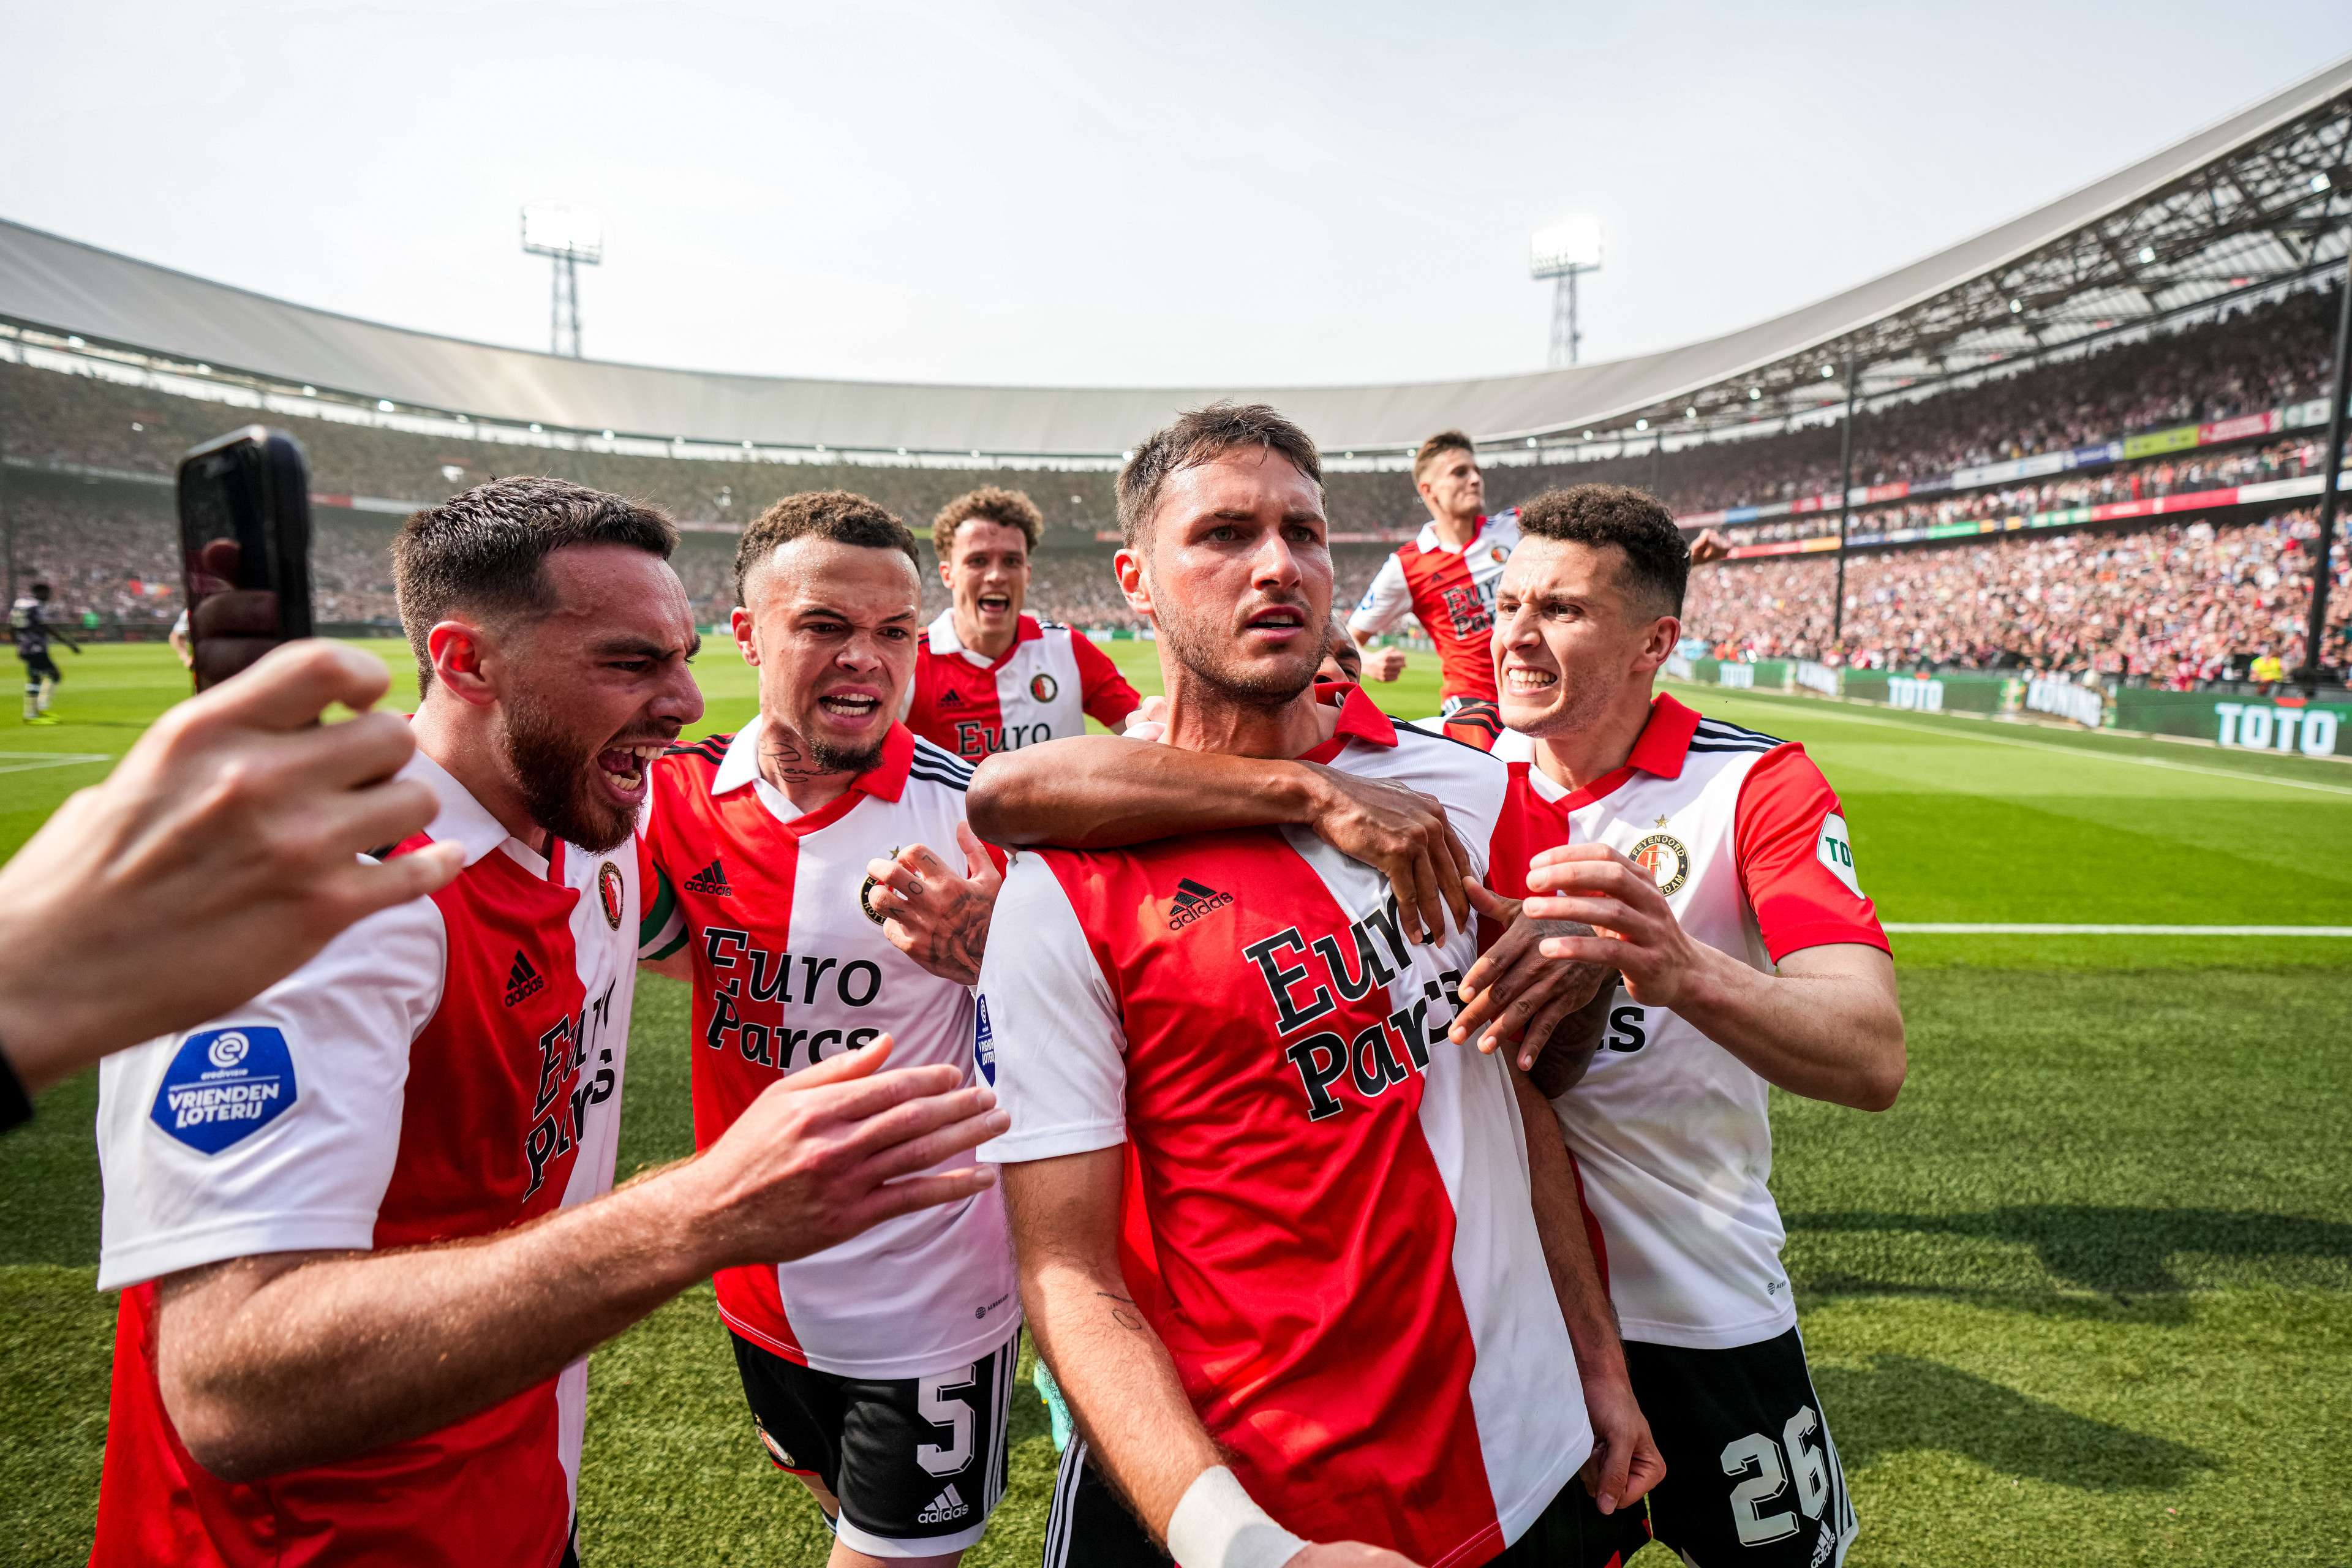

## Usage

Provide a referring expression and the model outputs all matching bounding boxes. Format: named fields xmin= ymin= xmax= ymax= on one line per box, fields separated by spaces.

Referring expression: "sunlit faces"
xmin=1491 ymin=536 xmax=1678 ymax=739
xmin=1115 ymin=447 xmax=1333 ymax=707
xmin=943 ymin=518 xmax=1031 ymax=654
xmin=734 ymin=535 xmax=924 ymax=776
xmin=492 ymin=543 xmax=703 ymax=853
xmin=1419 ymin=447 xmax=1486 ymax=523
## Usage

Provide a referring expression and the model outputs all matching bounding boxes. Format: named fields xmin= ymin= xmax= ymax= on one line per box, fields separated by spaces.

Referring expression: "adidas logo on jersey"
xmin=1166 ymin=876 xmax=1234 ymax=931
xmin=504 ymin=950 xmax=544 ymax=1007
xmin=937 ymin=687 xmax=965 ymax=709
xmin=917 ymin=1483 xmax=971 ymax=1524
xmin=682 ymin=858 xmax=733 ymax=896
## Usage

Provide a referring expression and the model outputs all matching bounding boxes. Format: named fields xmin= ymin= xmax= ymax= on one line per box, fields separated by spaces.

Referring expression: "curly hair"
xmin=932 ymin=486 xmax=1044 ymax=559
xmin=1514 ymin=484 xmax=1690 ymax=617
xmin=734 ymin=490 xmax=919 ymax=606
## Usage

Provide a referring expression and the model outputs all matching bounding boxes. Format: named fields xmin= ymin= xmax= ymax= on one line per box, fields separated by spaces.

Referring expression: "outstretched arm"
xmin=157 ymin=1041 xmax=1005 ymax=1480
xmin=968 ymin=737 xmax=1471 ymax=945
xmin=1006 ymin=1148 xmax=1414 ymax=1568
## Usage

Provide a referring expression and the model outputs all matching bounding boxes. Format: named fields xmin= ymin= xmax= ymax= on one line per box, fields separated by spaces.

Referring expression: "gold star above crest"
xmin=1653 ymin=815 xmax=1671 ymax=829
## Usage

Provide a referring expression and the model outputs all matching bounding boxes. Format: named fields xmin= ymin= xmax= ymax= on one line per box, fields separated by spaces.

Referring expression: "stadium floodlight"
xmin=1530 ymin=216 xmax=1605 ymax=368
xmin=521 ymin=203 xmax=606 ymax=359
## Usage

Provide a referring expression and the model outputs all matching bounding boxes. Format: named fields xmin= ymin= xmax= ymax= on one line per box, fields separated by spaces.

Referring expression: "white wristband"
xmin=1165 ymin=1465 xmax=1309 ymax=1568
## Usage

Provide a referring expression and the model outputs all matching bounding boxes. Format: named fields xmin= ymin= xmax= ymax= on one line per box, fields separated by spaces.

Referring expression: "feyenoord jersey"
xmin=978 ymin=686 xmax=1590 ymax=1567
xmin=91 ymin=751 xmax=643 ymax=1568
xmin=1490 ymin=697 xmax=1887 ymax=1350
xmin=639 ymin=718 xmax=1020 ymax=1376
xmin=1348 ymin=509 xmax=1521 ymax=703
xmin=906 ymin=611 xmax=1142 ymax=760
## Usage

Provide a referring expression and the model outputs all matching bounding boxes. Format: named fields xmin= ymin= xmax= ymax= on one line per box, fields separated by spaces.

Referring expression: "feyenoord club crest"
xmin=1629 ymin=832 xmax=1690 ymax=897
xmin=1030 ymin=671 xmax=1059 ymax=703
xmin=1490 ymin=544 xmax=1510 ymax=565
xmin=859 ymin=848 xmax=899 ymax=925
xmin=597 ymin=861 xmax=624 ymax=929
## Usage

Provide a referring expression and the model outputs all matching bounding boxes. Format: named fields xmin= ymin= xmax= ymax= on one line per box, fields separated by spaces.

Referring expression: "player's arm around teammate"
xmin=94 ymin=483 xmax=1003 ymax=1567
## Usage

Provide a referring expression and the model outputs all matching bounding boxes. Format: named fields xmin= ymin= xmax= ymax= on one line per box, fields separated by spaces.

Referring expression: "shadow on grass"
xmin=1789 ymin=1205 xmax=2351 ymax=1298
xmin=1817 ymin=1354 xmax=2215 ymax=1491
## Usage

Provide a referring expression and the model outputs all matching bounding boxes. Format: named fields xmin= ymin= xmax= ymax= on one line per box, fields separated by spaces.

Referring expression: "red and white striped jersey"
xmin=977 ymin=686 xmax=1591 ymax=1568
xmin=639 ymin=718 xmax=1020 ymax=1377
xmin=906 ymin=611 xmax=1141 ymax=760
xmin=1348 ymin=510 xmax=1521 ymax=703
xmin=1490 ymin=696 xmax=1887 ymax=1349
xmin=91 ymin=751 xmax=643 ymax=1568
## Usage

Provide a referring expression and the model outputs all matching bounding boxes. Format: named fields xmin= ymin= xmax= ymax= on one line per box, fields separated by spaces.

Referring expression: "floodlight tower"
xmin=521 ymin=203 xmax=605 ymax=358
xmin=1530 ymin=216 xmax=1604 ymax=368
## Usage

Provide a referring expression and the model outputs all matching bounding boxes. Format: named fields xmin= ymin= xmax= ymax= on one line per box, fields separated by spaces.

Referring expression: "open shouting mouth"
xmin=595 ymin=743 xmax=668 ymax=802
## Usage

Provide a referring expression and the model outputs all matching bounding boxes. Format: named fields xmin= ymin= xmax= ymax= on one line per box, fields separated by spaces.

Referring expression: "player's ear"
xmin=730 ymin=605 xmax=760 ymax=668
xmin=1114 ymin=548 xmax=1152 ymax=616
xmin=424 ymin=620 xmax=498 ymax=707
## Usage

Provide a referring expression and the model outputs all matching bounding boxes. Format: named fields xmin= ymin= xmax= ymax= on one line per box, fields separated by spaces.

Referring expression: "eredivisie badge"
xmin=1030 ymin=671 xmax=1058 ymax=703
xmin=598 ymin=861 xmax=624 ymax=929
xmin=858 ymin=847 xmax=899 ymax=925
xmin=1629 ymin=832 xmax=1689 ymax=897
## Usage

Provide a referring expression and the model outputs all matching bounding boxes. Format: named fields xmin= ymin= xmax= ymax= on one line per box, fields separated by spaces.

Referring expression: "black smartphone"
xmin=177 ymin=426 xmax=315 ymax=690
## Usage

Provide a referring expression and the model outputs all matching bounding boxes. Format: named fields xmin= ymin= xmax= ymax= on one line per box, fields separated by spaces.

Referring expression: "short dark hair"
xmin=394 ymin=477 xmax=677 ymax=693
xmin=1413 ymin=429 xmax=1477 ymax=484
xmin=1116 ymin=402 xmax=1322 ymax=548
xmin=1515 ymin=484 xmax=1690 ymax=617
xmin=736 ymin=490 xmax=920 ymax=605
xmin=933 ymin=486 xmax=1043 ymax=558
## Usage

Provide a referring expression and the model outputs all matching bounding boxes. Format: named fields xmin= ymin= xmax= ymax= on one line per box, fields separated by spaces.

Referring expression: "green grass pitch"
xmin=2 ymin=639 xmax=2347 ymax=1566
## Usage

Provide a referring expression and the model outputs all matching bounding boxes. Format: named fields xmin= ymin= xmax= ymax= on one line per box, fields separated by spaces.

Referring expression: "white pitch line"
xmin=1884 ymin=922 xmax=2352 ymax=936
xmin=1707 ymin=696 xmax=2352 ymax=798
xmin=0 ymin=752 xmax=111 ymax=776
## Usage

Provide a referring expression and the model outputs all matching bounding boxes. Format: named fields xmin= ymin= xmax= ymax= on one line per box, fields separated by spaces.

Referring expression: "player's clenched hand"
xmin=682 ymin=1036 xmax=1006 ymax=1268
xmin=1521 ymin=843 xmax=1713 ymax=1012
xmin=1364 ymin=645 xmax=1406 ymax=682
xmin=1299 ymin=764 xmax=1471 ymax=946
xmin=0 ymin=639 xmax=459 ymax=1095
xmin=1282 ymin=1545 xmax=1423 ymax=1567
xmin=1449 ymin=883 xmax=1614 ymax=1070
xmin=865 ymin=824 xmax=1001 ymax=985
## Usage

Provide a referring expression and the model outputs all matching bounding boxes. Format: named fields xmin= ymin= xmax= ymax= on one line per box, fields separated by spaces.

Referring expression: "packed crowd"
xmin=1683 ymin=510 xmax=2351 ymax=681
xmin=1521 ymin=282 xmax=2345 ymax=515
xmin=1711 ymin=432 xmax=2343 ymax=550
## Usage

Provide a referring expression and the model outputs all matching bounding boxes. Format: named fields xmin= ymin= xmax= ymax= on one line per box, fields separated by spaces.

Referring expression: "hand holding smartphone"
xmin=177 ymin=427 xmax=315 ymax=690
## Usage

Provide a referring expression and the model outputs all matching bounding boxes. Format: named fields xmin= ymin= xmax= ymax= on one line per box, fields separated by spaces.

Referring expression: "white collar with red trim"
xmin=401 ymin=746 xmax=548 ymax=875
xmin=710 ymin=714 xmax=916 ymax=807
xmin=925 ymin=608 xmax=1041 ymax=663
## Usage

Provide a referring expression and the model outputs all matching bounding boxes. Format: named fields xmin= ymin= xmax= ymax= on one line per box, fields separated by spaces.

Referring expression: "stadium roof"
xmin=2 ymin=54 xmax=2348 ymax=462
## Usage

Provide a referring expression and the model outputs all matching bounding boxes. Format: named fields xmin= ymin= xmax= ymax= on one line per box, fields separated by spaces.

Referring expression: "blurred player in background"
xmin=1348 ymin=431 xmax=1516 ymax=748
xmin=13 ymin=581 xmax=80 ymax=723
xmin=971 ymin=405 xmax=1656 ymax=1568
xmin=907 ymin=486 xmax=1140 ymax=758
xmin=88 ymin=479 xmax=1004 ymax=1566
xmin=1456 ymin=483 xmax=1905 ymax=1568
xmin=641 ymin=490 xmax=1021 ymax=1566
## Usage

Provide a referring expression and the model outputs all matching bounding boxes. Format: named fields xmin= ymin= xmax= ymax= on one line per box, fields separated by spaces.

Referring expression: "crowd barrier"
xmin=1667 ymin=655 xmax=2352 ymax=758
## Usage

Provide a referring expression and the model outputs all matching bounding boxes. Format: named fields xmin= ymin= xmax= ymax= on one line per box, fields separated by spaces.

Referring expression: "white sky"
xmin=6 ymin=1 xmax=2350 ymax=388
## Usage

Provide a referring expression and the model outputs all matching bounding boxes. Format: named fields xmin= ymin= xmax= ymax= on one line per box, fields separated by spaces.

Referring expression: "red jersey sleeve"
xmin=1732 ymin=745 xmax=1888 ymax=963
xmin=1070 ymin=628 xmax=1142 ymax=729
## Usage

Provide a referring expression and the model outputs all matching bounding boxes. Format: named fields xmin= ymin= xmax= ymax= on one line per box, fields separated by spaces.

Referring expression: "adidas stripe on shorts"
xmin=730 ymin=1327 xmax=1020 ymax=1556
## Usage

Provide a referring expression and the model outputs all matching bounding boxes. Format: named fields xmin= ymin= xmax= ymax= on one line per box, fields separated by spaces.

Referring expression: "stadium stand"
xmin=1682 ymin=510 xmax=2350 ymax=680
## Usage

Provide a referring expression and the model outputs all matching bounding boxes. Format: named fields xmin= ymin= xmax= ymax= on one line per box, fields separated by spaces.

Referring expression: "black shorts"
xmin=18 ymin=650 xmax=59 ymax=683
xmin=1041 ymin=1438 xmax=1650 ymax=1568
xmin=729 ymin=1328 xmax=1020 ymax=1558
xmin=1625 ymin=1325 xmax=1858 ymax=1568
